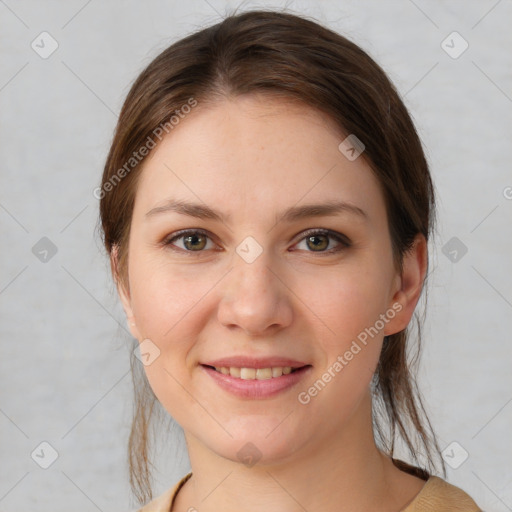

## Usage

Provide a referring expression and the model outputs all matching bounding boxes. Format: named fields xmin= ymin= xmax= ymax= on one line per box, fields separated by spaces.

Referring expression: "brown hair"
xmin=98 ymin=7 xmax=446 ymax=504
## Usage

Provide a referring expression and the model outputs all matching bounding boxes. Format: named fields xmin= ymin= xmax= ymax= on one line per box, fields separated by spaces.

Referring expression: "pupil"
xmin=308 ymin=235 xmax=327 ymax=251
xmin=185 ymin=234 xmax=205 ymax=250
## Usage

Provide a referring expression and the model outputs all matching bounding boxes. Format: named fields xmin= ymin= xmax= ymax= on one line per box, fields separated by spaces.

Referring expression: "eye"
xmin=162 ymin=228 xmax=351 ymax=255
xmin=293 ymin=228 xmax=351 ymax=254
xmin=163 ymin=229 xmax=216 ymax=252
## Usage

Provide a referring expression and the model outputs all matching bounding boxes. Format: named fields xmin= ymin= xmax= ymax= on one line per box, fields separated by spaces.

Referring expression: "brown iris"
xmin=183 ymin=233 xmax=207 ymax=251
xmin=306 ymin=234 xmax=329 ymax=251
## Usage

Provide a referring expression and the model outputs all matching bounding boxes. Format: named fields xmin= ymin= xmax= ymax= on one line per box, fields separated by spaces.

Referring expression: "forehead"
xmin=134 ymin=95 xmax=386 ymax=225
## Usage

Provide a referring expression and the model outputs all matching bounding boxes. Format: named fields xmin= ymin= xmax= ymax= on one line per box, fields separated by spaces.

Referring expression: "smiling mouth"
xmin=201 ymin=364 xmax=309 ymax=379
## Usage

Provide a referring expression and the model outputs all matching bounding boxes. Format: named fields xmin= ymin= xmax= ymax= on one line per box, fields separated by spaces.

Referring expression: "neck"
xmin=174 ymin=390 xmax=421 ymax=512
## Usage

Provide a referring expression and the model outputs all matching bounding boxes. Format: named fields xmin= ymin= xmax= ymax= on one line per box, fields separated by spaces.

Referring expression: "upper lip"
xmin=201 ymin=356 xmax=309 ymax=369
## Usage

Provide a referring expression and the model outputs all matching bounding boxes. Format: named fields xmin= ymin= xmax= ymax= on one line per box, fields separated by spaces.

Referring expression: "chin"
xmin=206 ymin=423 xmax=306 ymax=467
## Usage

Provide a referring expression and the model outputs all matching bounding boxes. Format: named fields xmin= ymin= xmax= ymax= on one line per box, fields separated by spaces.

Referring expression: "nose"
xmin=217 ymin=252 xmax=293 ymax=336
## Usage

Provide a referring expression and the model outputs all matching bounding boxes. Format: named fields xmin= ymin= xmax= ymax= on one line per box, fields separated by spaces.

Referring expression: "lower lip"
xmin=201 ymin=365 xmax=312 ymax=399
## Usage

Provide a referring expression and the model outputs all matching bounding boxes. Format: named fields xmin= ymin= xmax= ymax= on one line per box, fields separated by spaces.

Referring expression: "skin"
xmin=116 ymin=94 xmax=429 ymax=511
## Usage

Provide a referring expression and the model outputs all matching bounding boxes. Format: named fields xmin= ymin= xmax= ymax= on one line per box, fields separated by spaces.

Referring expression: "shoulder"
xmin=403 ymin=475 xmax=482 ymax=512
xmin=136 ymin=473 xmax=192 ymax=512
xmin=133 ymin=472 xmax=482 ymax=512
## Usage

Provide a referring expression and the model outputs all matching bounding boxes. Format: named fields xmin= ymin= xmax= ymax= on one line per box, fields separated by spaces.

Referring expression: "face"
xmin=117 ymin=94 xmax=424 ymax=465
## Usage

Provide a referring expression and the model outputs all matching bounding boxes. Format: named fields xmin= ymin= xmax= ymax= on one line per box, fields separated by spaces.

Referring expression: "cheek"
xmin=301 ymin=264 xmax=389 ymax=398
xmin=303 ymin=277 xmax=385 ymax=421
xmin=127 ymin=256 xmax=206 ymax=417
xmin=312 ymin=267 xmax=390 ymax=344
xmin=128 ymin=254 xmax=208 ymax=336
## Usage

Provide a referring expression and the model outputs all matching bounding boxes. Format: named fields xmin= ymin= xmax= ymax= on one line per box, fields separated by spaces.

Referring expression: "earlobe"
xmin=111 ymin=246 xmax=141 ymax=340
xmin=384 ymin=234 xmax=428 ymax=336
xmin=118 ymin=280 xmax=142 ymax=341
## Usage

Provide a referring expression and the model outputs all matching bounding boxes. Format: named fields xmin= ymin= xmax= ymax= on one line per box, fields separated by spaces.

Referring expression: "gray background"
xmin=1 ymin=0 xmax=511 ymax=511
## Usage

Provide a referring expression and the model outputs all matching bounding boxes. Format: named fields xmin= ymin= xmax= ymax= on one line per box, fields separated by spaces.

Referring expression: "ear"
xmin=111 ymin=245 xmax=142 ymax=340
xmin=384 ymin=233 xmax=428 ymax=336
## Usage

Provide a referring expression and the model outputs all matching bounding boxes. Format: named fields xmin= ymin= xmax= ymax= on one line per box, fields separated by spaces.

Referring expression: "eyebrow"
xmin=145 ymin=198 xmax=368 ymax=224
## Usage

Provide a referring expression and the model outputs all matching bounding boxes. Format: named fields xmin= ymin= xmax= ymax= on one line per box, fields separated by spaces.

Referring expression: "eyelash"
xmin=162 ymin=228 xmax=351 ymax=256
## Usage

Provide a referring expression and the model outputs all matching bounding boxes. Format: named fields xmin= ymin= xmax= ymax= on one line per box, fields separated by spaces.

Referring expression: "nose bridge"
xmin=230 ymin=233 xmax=277 ymax=291
xmin=217 ymin=244 xmax=292 ymax=334
xmin=229 ymin=245 xmax=279 ymax=304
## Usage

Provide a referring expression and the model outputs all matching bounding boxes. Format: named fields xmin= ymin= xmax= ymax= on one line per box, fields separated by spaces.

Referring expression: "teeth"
xmin=213 ymin=366 xmax=294 ymax=379
xmin=241 ymin=368 xmax=256 ymax=379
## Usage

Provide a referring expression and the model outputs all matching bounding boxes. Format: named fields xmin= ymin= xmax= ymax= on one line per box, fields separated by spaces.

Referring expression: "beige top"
xmin=137 ymin=472 xmax=482 ymax=512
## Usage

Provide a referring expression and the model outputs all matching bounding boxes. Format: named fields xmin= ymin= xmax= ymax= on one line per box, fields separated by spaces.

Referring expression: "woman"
xmin=98 ymin=9 xmax=482 ymax=512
